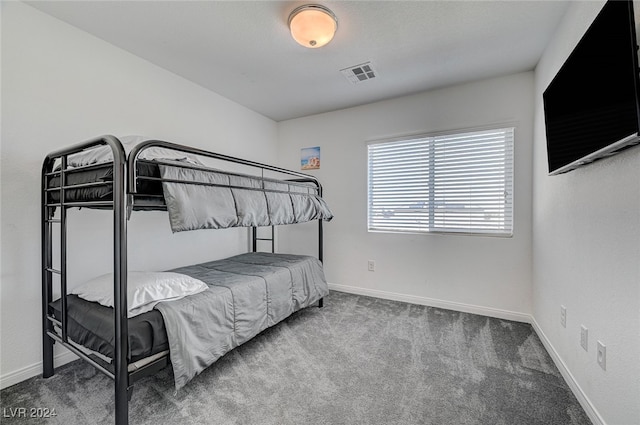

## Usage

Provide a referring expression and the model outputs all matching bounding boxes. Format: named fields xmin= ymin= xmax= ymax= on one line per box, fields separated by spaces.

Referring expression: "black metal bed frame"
xmin=41 ymin=135 xmax=325 ymax=425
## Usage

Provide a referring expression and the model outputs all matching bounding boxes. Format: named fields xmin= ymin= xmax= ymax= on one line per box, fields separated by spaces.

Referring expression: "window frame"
xmin=367 ymin=125 xmax=515 ymax=237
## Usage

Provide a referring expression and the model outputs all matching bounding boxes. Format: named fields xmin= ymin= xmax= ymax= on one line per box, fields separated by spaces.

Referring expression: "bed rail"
xmin=41 ymin=135 xmax=328 ymax=425
xmin=128 ymin=139 xmax=322 ymax=193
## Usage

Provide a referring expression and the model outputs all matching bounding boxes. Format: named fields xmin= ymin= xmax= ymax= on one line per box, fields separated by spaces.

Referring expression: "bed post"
xmin=251 ymin=226 xmax=257 ymax=252
xmin=318 ymin=182 xmax=325 ymax=308
xmin=318 ymin=219 xmax=325 ymax=308
xmin=41 ymin=158 xmax=55 ymax=378
xmin=108 ymin=136 xmax=130 ymax=425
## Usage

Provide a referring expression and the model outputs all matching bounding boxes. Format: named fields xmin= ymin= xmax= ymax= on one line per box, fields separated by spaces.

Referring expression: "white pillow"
xmin=71 ymin=271 xmax=208 ymax=318
xmin=67 ymin=135 xmax=203 ymax=167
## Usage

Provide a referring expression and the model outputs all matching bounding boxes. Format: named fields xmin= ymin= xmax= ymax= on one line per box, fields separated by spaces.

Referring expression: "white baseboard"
xmin=530 ymin=318 xmax=605 ymax=425
xmin=328 ymin=282 xmax=531 ymax=323
xmin=0 ymin=350 xmax=78 ymax=390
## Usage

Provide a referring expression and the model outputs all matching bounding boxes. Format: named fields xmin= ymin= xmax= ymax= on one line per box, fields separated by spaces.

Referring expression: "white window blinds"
xmin=367 ymin=127 xmax=514 ymax=236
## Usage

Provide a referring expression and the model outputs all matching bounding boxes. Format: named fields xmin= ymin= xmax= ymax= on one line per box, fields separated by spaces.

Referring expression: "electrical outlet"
xmin=597 ymin=341 xmax=606 ymax=370
xmin=367 ymin=260 xmax=375 ymax=272
xmin=560 ymin=305 xmax=567 ymax=328
xmin=580 ymin=325 xmax=588 ymax=351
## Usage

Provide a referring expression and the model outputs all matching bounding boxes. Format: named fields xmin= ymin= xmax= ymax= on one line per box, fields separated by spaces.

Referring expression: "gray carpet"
xmin=1 ymin=291 xmax=591 ymax=424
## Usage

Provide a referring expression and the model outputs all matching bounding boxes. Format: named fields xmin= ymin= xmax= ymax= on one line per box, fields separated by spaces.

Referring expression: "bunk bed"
xmin=41 ymin=135 xmax=333 ymax=425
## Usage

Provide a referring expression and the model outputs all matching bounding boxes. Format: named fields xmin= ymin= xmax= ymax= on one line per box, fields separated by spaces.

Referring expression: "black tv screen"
xmin=543 ymin=0 xmax=640 ymax=175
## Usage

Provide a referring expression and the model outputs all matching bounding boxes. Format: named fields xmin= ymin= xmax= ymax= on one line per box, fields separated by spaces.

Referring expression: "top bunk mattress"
xmin=47 ymin=161 xmax=163 ymax=205
xmin=45 ymin=137 xmax=334 ymax=231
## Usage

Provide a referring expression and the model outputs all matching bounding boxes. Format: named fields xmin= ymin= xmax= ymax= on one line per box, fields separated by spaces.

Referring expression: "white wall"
xmin=277 ymin=72 xmax=534 ymax=321
xmin=0 ymin=2 xmax=277 ymax=387
xmin=532 ymin=1 xmax=640 ymax=424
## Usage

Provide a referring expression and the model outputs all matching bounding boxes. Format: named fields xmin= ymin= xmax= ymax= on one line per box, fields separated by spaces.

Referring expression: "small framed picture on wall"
xmin=301 ymin=146 xmax=320 ymax=170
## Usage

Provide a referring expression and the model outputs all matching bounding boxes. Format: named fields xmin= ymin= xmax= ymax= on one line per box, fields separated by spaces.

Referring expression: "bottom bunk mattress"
xmin=50 ymin=294 xmax=168 ymax=362
xmin=50 ymin=252 xmax=329 ymax=389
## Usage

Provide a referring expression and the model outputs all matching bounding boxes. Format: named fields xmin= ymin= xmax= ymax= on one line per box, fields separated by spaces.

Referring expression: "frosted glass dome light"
xmin=288 ymin=4 xmax=338 ymax=48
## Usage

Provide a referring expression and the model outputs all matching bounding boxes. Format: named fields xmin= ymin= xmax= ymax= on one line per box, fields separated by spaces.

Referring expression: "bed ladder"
xmin=251 ymin=225 xmax=275 ymax=253
xmin=41 ymin=162 xmax=64 ymax=379
xmin=42 ymin=155 xmax=117 ymax=376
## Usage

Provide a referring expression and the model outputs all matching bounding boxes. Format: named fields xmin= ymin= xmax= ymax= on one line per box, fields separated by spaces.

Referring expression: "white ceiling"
xmin=27 ymin=1 xmax=570 ymax=122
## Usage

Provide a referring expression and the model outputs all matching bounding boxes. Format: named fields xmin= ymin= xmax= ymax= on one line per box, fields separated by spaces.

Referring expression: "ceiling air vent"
xmin=340 ymin=62 xmax=377 ymax=84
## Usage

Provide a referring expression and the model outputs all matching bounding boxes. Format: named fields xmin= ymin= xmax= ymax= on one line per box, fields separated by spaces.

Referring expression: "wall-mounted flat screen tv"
xmin=543 ymin=0 xmax=640 ymax=175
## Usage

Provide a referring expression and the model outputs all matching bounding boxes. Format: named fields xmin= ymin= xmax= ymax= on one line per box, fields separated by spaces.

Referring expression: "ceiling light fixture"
xmin=288 ymin=4 xmax=338 ymax=48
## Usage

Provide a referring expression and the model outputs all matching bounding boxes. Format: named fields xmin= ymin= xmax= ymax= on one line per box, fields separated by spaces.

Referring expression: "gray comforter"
xmin=154 ymin=252 xmax=329 ymax=391
xmin=159 ymin=164 xmax=334 ymax=232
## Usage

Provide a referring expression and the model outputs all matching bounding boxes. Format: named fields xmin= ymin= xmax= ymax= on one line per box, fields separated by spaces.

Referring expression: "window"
xmin=367 ymin=127 xmax=514 ymax=236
